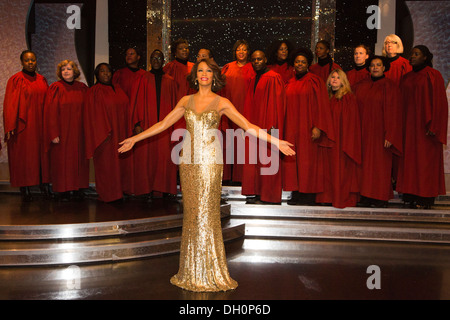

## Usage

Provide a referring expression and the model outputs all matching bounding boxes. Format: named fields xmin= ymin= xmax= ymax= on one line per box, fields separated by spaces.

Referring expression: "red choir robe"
xmin=282 ymin=72 xmax=335 ymax=194
xmin=268 ymin=62 xmax=295 ymax=84
xmin=129 ymin=71 xmax=178 ymax=196
xmin=3 ymin=71 xmax=49 ymax=187
xmin=112 ymin=67 xmax=146 ymax=194
xmin=241 ymin=69 xmax=286 ymax=203
xmin=309 ymin=61 xmax=342 ymax=83
xmin=384 ymin=56 xmax=412 ymax=86
xmin=316 ymin=93 xmax=361 ymax=208
xmin=43 ymin=80 xmax=89 ymax=193
xmin=219 ymin=61 xmax=255 ymax=181
xmin=84 ymin=83 xmax=130 ymax=202
xmin=346 ymin=67 xmax=370 ymax=88
xmin=354 ymin=76 xmax=403 ymax=201
xmin=397 ymin=66 xmax=448 ymax=198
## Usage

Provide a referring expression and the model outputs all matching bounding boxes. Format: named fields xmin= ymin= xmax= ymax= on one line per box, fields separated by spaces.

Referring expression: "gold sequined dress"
xmin=170 ymin=95 xmax=238 ymax=292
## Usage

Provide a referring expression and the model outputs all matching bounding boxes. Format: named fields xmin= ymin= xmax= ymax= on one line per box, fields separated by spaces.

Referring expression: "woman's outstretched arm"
xmin=219 ymin=97 xmax=295 ymax=156
xmin=118 ymin=95 xmax=188 ymax=153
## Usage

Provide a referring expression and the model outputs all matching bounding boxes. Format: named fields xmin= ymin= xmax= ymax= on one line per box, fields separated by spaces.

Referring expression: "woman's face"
xmin=293 ymin=55 xmax=308 ymax=74
xmin=196 ymin=61 xmax=213 ymax=87
xmin=277 ymin=43 xmax=289 ymax=61
xmin=329 ymin=71 xmax=342 ymax=91
xmin=384 ymin=39 xmax=398 ymax=56
xmin=21 ymin=52 xmax=37 ymax=73
xmin=315 ymin=43 xmax=329 ymax=59
xmin=61 ymin=64 xmax=74 ymax=82
xmin=354 ymin=47 xmax=369 ymax=66
xmin=409 ymin=48 xmax=427 ymax=67
xmin=98 ymin=64 xmax=112 ymax=84
xmin=369 ymin=58 xmax=385 ymax=77
xmin=235 ymin=44 xmax=248 ymax=63
xmin=175 ymin=43 xmax=190 ymax=60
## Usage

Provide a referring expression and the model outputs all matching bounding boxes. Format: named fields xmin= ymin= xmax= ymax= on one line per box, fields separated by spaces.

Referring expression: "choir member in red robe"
xmin=3 ymin=50 xmax=49 ymax=201
xmin=316 ymin=69 xmax=361 ymax=208
xmin=282 ymin=48 xmax=335 ymax=205
xmin=196 ymin=47 xmax=214 ymax=63
xmin=112 ymin=47 xmax=146 ymax=98
xmin=241 ymin=50 xmax=286 ymax=204
xmin=44 ymin=60 xmax=89 ymax=200
xmin=129 ymin=49 xmax=178 ymax=200
xmin=220 ymin=40 xmax=255 ymax=182
xmin=382 ymin=34 xmax=412 ymax=85
xmin=163 ymin=39 xmax=194 ymax=132
xmin=397 ymin=46 xmax=448 ymax=209
xmin=346 ymin=44 xmax=371 ymax=87
xmin=84 ymin=63 xmax=130 ymax=202
xmin=267 ymin=39 xmax=295 ymax=84
xmin=354 ymin=56 xmax=403 ymax=207
xmin=309 ymin=40 xmax=341 ymax=83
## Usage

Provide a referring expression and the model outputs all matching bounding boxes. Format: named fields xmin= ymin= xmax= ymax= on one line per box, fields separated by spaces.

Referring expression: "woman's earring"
xmin=195 ymin=79 xmax=198 ymax=86
xmin=213 ymin=79 xmax=216 ymax=88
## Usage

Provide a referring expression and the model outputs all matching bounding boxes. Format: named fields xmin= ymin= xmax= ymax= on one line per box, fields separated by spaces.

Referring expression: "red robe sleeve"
xmin=3 ymin=73 xmax=26 ymax=135
xmin=43 ymin=83 xmax=61 ymax=152
xmin=425 ymin=68 xmax=448 ymax=145
xmin=83 ymin=84 xmax=113 ymax=159
xmin=341 ymin=93 xmax=361 ymax=164
xmin=382 ymin=78 xmax=403 ymax=155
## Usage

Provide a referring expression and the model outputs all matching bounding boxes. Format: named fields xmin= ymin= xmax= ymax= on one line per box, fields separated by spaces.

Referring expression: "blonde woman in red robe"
xmin=316 ymin=69 xmax=361 ymax=208
xmin=397 ymin=46 xmax=448 ymax=209
xmin=44 ymin=60 xmax=89 ymax=201
xmin=382 ymin=34 xmax=412 ymax=86
xmin=3 ymin=50 xmax=49 ymax=201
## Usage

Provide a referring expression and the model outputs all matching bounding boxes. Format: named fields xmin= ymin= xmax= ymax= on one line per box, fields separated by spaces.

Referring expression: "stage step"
xmin=0 ymin=204 xmax=245 ymax=266
xmin=230 ymin=203 xmax=450 ymax=244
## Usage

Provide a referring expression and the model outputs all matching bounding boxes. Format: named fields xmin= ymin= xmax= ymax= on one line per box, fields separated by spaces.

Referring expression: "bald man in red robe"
xmin=241 ymin=50 xmax=286 ymax=204
xmin=3 ymin=51 xmax=49 ymax=201
xmin=129 ymin=49 xmax=178 ymax=199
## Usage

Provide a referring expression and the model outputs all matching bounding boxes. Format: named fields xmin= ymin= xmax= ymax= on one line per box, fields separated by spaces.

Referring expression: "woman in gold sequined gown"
xmin=119 ymin=59 xmax=295 ymax=292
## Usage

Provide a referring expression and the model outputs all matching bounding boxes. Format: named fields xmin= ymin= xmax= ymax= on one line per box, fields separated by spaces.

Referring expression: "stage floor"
xmin=0 ymin=190 xmax=449 ymax=301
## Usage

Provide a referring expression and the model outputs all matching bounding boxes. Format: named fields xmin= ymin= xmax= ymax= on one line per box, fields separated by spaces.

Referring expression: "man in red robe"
xmin=129 ymin=49 xmax=178 ymax=200
xmin=397 ymin=46 xmax=447 ymax=208
xmin=3 ymin=50 xmax=49 ymax=201
xmin=354 ymin=56 xmax=403 ymax=206
xmin=112 ymin=47 xmax=146 ymax=195
xmin=241 ymin=50 xmax=286 ymax=204
xmin=84 ymin=63 xmax=130 ymax=202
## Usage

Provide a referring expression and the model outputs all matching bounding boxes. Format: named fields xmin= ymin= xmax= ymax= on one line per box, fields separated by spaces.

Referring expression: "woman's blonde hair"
xmin=56 ymin=60 xmax=81 ymax=80
xmin=326 ymin=69 xmax=352 ymax=100
xmin=382 ymin=34 xmax=404 ymax=55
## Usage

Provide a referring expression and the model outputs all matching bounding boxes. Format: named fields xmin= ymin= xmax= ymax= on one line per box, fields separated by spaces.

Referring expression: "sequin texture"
xmin=170 ymin=95 xmax=238 ymax=292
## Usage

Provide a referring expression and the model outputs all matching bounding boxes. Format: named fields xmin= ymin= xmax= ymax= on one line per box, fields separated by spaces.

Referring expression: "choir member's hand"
xmin=134 ymin=125 xmax=143 ymax=135
xmin=5 ymin=131 xmax=13 ymax=141
xmin=52 ymin=137 xmax=60 ymax=144
xmin=278 ymin=140 xmax=296 ymax=156
xmin=118 ymin=137 xmax=136 ymax=153
xmin=384 ymin=140 xmax=392 ymax=148
xmin=311 ymin=127 xmax=321 ymax=140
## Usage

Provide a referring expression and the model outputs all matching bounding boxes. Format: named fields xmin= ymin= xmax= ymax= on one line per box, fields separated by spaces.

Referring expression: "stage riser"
xmin=0 ymin=223 xmax=245 ymax=266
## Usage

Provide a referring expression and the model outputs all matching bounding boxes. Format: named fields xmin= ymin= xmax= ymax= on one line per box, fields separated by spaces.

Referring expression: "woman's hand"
xmin=118 ymin=137 xmax=136 ymax=153
xmin=384 ymin=139 xmax=392 ymax=148
xmin=52 ymin=137 xmax=60 ymax=144
xmin=278 ymin=140 xmax=296 ymax=156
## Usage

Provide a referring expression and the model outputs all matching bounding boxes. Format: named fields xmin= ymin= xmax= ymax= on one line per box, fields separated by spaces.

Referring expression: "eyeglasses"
xmin=384 ymin=41 xmax=398 ymax=45
xmin=151 ymin=57 xmax=162 ymax=61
